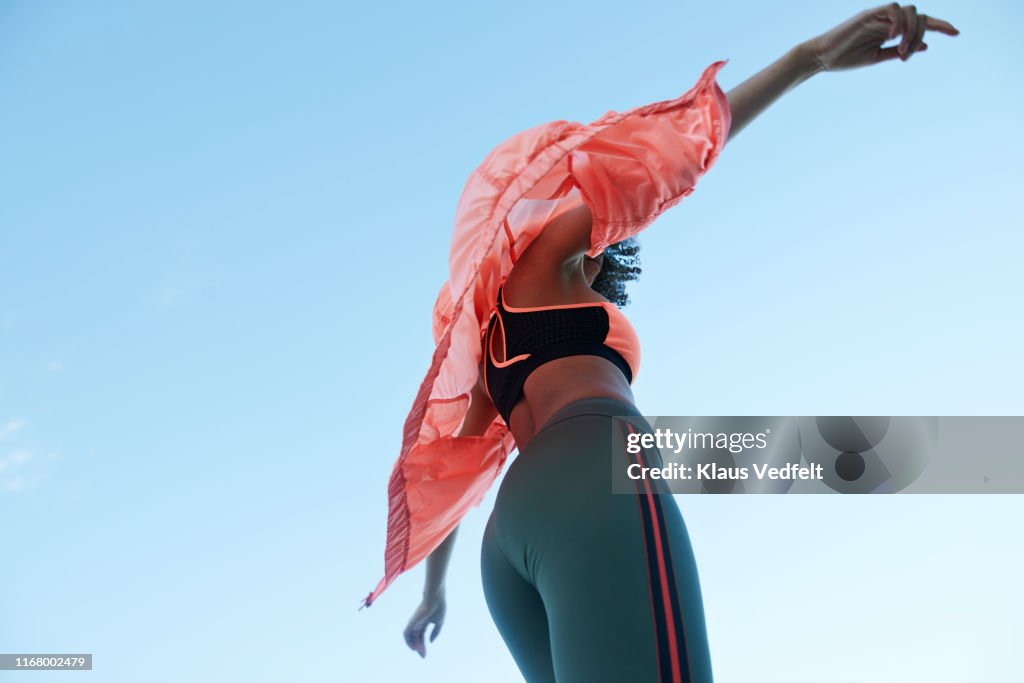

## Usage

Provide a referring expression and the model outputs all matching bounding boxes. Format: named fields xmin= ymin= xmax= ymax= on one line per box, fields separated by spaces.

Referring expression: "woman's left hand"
xmin=805 ymin=3 xmax=959 ymax=72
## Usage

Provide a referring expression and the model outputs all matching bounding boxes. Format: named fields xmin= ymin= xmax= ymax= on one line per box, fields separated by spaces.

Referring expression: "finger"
xmin=924 ymin=16 xmax=959 ymax=36
xmin=885 ymin=3 xmax=904 ymax=41
xmin=430 ymin=621 xmax=443 ymax=642
xmin=404 ymin=628 xmax=426 ymax=657
xmin=413 ymin=631 xmax=427 ymax=657
xmin=908 ymin=12 xmax=928 ymax=57
xmin=875 ymin=45 xmax=902 ymax=63
xmin=876 ymin=42 xmax=927 ymax=63
xmin=899 ymin=5 xmax=919 ymax=58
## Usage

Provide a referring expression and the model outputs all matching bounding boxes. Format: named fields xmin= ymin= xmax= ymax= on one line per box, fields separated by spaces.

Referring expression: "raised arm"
xmin=725 ymin=3 xmax=959 ymax=142
xmin=403 ymin=368 xmax=497 ymax=658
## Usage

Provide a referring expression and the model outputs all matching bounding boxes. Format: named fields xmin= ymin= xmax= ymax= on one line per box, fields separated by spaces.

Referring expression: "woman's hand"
xmin=804 ymin=3 xmax=959 ymax=72
xmin=404 ymin=591 xmax=446 ymax=658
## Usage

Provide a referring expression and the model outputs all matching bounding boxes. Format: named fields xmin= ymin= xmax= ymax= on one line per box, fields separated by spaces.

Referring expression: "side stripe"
xmin=627 ymin=434 xmax=673 ymax=681
xmin=637 ymin=428 xmax=693 ymax=683
xmin=624 ymin=421 xmax=690 ymax=683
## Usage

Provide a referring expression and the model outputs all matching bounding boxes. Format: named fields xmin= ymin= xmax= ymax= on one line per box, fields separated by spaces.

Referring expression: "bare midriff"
xmin=506 ymin=355 xmax=635 ymax=448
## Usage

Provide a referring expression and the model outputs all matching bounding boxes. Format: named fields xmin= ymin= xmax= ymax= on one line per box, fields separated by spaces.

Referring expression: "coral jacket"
xmin=363 ymin=60 xmax=731 ymax=607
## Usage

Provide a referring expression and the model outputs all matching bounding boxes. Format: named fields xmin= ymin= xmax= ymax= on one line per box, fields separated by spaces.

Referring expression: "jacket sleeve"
xmin=569 ymin=60 xmax=731 ymax=255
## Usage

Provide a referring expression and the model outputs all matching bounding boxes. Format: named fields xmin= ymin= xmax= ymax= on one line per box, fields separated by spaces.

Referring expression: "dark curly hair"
xmin=590 ymin=237 xmax=641 ymax=307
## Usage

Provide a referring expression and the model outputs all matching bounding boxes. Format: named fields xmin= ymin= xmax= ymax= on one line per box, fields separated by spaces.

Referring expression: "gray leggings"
xmin=480 ymin=398 xmax=713 ymax=683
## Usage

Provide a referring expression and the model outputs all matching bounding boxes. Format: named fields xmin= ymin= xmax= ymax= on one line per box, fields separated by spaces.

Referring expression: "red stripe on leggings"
xmin=626 ymin=422 xmax=683 ymax=683
xmin=627 ymin=445 xmax=668 ymax=681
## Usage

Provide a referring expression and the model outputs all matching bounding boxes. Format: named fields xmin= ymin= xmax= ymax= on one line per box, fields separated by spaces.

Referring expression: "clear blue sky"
xmin=1 ymin=1 xmax=1021 ymax=681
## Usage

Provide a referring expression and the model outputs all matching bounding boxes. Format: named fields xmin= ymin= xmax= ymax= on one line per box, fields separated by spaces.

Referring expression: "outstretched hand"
xmin=806 ymin=3 xmax=959 ymax=72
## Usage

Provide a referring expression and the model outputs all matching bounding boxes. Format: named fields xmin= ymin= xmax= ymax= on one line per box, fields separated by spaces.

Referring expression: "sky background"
xmin=1 ymin=0 xmax=1022 ymax=681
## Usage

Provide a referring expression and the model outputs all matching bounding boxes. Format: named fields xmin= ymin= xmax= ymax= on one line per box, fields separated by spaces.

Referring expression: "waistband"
xmin=533 ymin=396 xmax=644 ymax=438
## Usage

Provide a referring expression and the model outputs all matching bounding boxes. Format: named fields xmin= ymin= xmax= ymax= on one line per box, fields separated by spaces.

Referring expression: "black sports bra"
xmin=483 ymin=286 xmax=641 ymax=425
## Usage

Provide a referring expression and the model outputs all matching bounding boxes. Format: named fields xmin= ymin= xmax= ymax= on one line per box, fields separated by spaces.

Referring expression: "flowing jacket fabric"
xmin=363 ymin=60 xmax=731 ymax=607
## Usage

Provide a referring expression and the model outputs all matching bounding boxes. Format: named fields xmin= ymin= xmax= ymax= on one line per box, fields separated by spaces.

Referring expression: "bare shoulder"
xmin=547 ymin=202 xmax=593 ymax=255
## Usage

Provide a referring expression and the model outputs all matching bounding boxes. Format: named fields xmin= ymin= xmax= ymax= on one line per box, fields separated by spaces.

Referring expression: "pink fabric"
xmin=363 ymin=60 xmax=731 ymax=607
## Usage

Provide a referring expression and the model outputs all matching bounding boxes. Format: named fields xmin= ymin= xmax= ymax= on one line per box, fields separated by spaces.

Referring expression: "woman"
xmin=366 ymin=5 xmax=958 ymax=682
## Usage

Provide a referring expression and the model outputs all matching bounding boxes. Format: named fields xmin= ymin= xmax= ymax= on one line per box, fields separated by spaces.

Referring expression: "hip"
xmin=496 ymin=397 xmax=663 ymax=515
